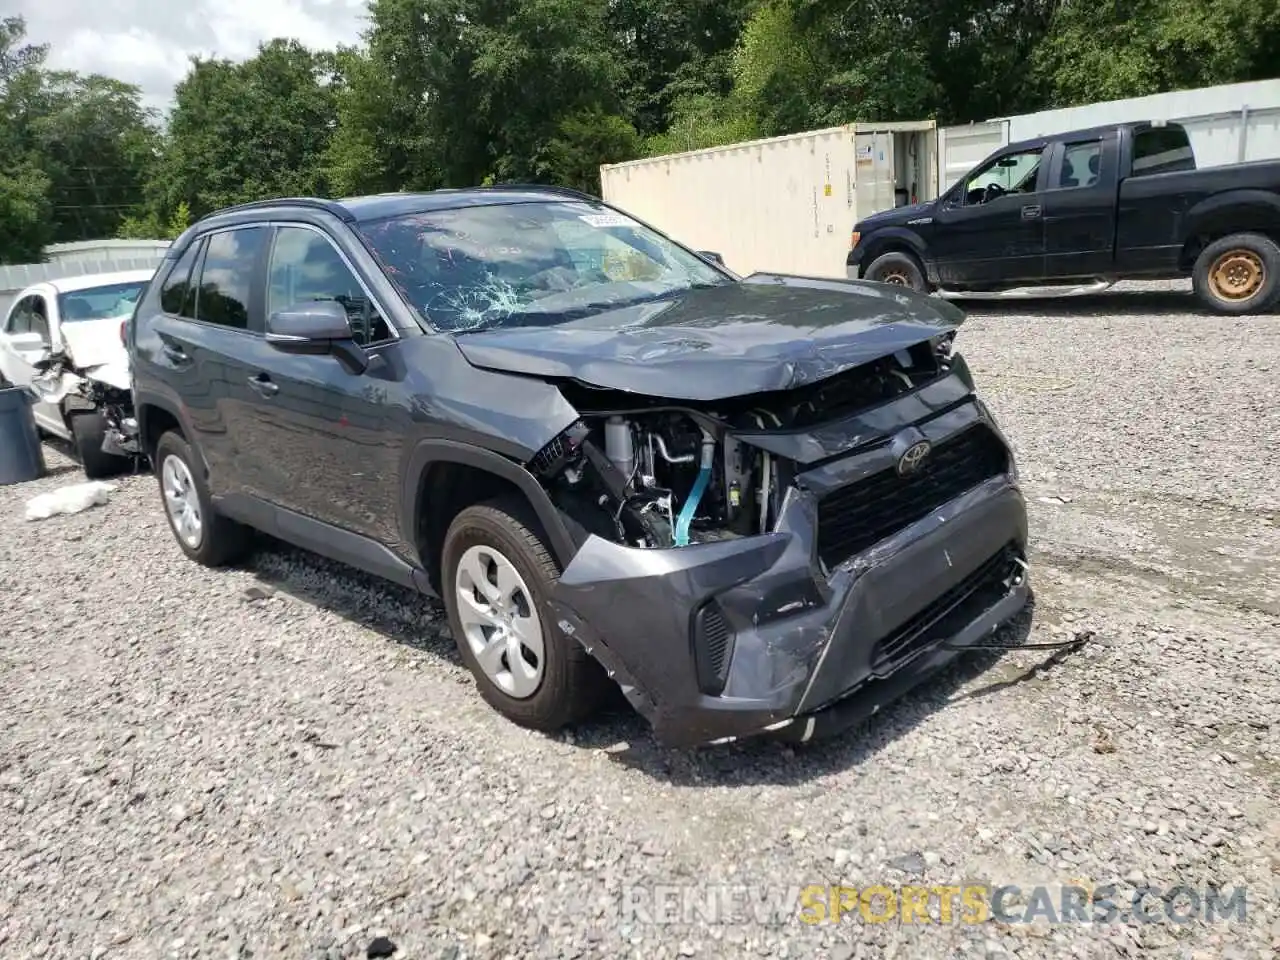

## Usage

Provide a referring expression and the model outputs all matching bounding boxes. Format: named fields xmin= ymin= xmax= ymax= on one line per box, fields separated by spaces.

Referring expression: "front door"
xmin=931 ymin=144 xmax=1050 ymax=285
xmin=0 ymin=292 xmax=63 ymax=433
xmin=244 ymin=223 xmax=404 ymax=546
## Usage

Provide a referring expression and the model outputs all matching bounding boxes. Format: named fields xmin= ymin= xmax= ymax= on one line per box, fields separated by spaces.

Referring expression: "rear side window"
xmin=195 ymin=228 xmax=268 ymax=330
xmin=160 ymin=242 xmax=203 ymax=317
xmin=1132 ymin=126 xmax=1196 ymax=177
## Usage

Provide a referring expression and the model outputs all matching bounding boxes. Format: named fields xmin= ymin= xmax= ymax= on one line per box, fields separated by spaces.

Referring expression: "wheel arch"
xmin=859 ymin=228 xmax=929 ymax=273
xmin=134 ymin=394 xmax=207 ymax=475
xmin=402 ymin=439 xmax=579 ymax=594
xmin=1179 ymin=192 xmax=1280 ymax=270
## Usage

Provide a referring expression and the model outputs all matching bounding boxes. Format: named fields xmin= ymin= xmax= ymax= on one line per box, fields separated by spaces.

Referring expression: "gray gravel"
xmin=2 ymin=281 xmax=1278 ymax=960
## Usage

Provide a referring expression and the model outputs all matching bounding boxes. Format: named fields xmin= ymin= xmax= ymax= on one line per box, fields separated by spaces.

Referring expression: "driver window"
xmin=267 ymin=226 xmax=394 ymax=346
xmin=962 ymin=147 xmax=1044 ymax=205
xmin=5 ymin=297 xmax=32 ymax=335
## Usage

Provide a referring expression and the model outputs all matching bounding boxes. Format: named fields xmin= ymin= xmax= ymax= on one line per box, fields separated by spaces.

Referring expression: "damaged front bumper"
xmin=548 ymin=404 xmax=1031 ymax=749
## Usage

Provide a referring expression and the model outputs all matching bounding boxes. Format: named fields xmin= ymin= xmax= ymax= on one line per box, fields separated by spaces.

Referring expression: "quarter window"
xmin=195 ymin=227 xmax=268 ymax=330
xmin=266 ymin=226 xmax=393 ymax=345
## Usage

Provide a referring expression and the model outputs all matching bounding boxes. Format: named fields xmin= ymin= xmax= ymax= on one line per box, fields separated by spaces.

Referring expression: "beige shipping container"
xmin=599 ymin=121 xmax=938 ymax=279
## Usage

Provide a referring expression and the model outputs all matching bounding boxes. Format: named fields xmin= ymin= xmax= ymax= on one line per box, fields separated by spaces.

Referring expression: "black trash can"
xmin=0 ymin=384 xmax=46 ymax=485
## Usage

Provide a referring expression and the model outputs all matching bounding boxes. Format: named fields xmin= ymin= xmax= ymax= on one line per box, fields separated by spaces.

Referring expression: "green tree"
xmin=156 ymin=39 xmax=340 ymax=219
xmin=329 ymin=0 xmax=638 ymax=193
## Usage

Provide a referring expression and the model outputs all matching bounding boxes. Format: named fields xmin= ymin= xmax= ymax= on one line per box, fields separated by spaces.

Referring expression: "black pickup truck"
xmin=846 ymin=120 xmax=1280 ymax=314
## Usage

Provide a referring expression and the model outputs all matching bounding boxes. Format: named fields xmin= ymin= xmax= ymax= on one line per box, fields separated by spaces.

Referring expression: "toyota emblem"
xmin=896 ymin=439 xmax=932 ymax=476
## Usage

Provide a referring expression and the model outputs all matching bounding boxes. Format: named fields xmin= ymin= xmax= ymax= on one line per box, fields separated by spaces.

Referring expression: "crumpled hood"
xmin=58 ymin=318 xmax=128 ymax=371
xmin=452 ymin=274 xmax=962 ymax=401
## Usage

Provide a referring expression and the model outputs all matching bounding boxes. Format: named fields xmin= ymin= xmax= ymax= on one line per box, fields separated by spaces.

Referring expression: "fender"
xmin=400 ymin=438 xmax=580 ymax=573
xmin=133 ymin=388 xmax=209 ymax=476
xmin=858 ymin=225 xmax=930 ymax=266
xmin=1183 ymin=189 xmax=1280 ymax=241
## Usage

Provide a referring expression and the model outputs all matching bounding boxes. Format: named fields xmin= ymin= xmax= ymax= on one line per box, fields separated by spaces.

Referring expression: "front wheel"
xmin=1191 ymin=232 xmax=1280 ymax=315
xmin=863 ymin=250 xmax=929 ymax=292
xmin=441 ymin=498 xmax=605 ymax=732
xmin=69 ymin=410 xmax=131 ymax=480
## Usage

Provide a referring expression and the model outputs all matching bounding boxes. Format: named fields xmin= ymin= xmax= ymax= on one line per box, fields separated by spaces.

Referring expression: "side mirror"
xmin=698 ymin=250 xmax=725 ymax=266
xmin=266 ymin=300 xmax=368 ymax=374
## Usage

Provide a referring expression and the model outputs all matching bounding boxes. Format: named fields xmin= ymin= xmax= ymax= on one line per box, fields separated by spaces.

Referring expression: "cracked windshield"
xmin=358 ymin=201 xmax=728 ymax=332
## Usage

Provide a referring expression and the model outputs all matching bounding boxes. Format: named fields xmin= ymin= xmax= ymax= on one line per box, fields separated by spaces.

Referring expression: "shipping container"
xmin=937 ymin=79 xmax=1280 ymax=193
xmin=599 ymin=121 xmax=938 ymax=279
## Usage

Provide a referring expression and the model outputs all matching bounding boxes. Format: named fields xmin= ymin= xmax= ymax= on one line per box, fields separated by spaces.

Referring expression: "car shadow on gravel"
xmin=580 ymin=597 xmax=1052 ymax=786
xmin=238 ymin=539 xmax=1065 ymax=787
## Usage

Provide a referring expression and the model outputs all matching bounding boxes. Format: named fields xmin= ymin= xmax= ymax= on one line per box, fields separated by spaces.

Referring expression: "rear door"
xmin=1040 ymin=134 xmax=1119 ymax=279
xmin=929 ymin=144 xmax=1050 ymax=284
xmin=143 ymin=225 xmax=273 ymax=499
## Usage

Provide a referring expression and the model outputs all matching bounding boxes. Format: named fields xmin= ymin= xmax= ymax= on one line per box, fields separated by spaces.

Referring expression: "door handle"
xmin=248 ymin=374 xmax=279 ymax=398
xmin=1021 ymin=205 xmax=1042 ymax=220
xmin=160 ymin=341 xmax=190 ymax=364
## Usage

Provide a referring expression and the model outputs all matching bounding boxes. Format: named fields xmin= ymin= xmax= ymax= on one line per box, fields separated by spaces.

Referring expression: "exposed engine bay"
xmin=31 ymin=351 xmax=142 ymax=459
xmin=533 ymin=334 xmax=954 ymax=550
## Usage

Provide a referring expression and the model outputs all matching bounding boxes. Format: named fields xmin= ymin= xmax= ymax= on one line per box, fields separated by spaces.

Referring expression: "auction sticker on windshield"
xmin=579 ymin=212 xmax=636 ymax=228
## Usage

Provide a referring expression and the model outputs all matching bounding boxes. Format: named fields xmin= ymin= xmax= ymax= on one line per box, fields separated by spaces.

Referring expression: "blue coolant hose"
xmin=674 ymin=433 xmax=715 ymax=547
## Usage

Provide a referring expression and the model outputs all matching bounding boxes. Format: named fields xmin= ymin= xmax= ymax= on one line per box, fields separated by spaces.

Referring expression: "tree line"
xmin=2 ymin=0 xmax=1277 ymax=263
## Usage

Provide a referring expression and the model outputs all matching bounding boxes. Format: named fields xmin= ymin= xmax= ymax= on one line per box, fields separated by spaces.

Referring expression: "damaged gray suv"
xmin=127 ymin=186 xmax=1031 ymax=747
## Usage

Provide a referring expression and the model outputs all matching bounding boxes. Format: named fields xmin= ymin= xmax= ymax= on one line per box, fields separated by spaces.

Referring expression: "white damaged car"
xmin=0 ymin=269 xmax=153 ymax=478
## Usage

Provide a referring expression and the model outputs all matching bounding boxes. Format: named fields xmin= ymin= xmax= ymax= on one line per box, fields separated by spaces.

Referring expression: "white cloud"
xmin=13 ymin=0 xmax=370 ymax=113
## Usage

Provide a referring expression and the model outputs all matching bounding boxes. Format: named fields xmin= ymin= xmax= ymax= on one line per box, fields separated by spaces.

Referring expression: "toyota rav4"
xmin=127 ymin=186 xmax=1031 ymax=747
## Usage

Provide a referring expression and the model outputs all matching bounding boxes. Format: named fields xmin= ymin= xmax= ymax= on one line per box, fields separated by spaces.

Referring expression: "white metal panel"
xmin=854 ymin=131 xmax=895 ymax=220
xmin=1002 ymin=79 xmax=1280 ymax=169
xmin=601 ymin=126 xmax=861 ymax=279
xmin=936 ymin=121 xmax=1009 ymax=193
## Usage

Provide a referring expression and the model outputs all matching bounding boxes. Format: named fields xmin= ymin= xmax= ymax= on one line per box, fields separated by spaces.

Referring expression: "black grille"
xmin=870 ymin=544 xmax=1020 ymax=675
xmin=693 ymin=603 xmax=733 ymax=695
xmin=817 ymin=424 xmax=1009 ymax=569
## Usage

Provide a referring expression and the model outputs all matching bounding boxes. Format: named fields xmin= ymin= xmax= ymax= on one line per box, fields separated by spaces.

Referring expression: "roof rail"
xmin=196 ymin=196 xmax=354 ymax=223
xmin=471 ymin=183 xmax=603 ymax=202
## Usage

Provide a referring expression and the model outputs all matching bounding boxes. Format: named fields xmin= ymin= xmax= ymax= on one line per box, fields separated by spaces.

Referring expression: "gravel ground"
xmin=1 ymin=281 xmax=1278 ymax=960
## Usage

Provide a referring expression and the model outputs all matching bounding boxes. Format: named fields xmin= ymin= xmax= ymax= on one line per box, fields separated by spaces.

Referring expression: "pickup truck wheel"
xmin=1193 ymin=233 xmax=1280 ymax=314
xmin=442 ymin=497 xmax=605 ymax=732
xmin=69 ymin=410 xmax=130 ymax=480
xmin=154 ymin=430 xmax=252 ymax=566
xmin=864 ymin=251 xmax=928 ymax=292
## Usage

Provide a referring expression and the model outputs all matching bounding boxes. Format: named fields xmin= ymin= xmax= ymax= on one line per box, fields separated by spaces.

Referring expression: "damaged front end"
xmin=529 ymin=332 xmax=1031 ymax=747
xmin=31 ymin=352 xmax=141 ymax=459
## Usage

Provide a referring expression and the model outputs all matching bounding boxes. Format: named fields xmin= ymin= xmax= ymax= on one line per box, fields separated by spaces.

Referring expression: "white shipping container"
xmin=937 ymin=79 xmax=1280 ymax=193
xmin=600 ymin=121 xmax=937 ymax=279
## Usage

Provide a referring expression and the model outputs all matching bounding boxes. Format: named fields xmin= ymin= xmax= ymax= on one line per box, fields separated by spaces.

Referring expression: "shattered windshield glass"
xmin=357 ymin=200 xmax=731 ymax=333
xmin=57 ymin=282 xmax=148 ymax=324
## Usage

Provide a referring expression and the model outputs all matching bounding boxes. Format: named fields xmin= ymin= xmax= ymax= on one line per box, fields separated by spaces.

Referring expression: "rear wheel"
xmin=69 ymin=410 xmax=130 ymax=480
xmin=154 ymin=430 xmax=251 ymax=566
xmin=441 ymin=497 xmax=605 ymax=732
xmin=1192 ymin=232 xmax=1280 ymax=315
xmin=864 ymin=250 xmax=928 ymax=292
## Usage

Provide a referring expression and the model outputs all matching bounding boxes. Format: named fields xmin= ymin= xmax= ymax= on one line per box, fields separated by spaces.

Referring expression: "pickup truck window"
xmin=1132 ymin=125 xmax=1196 ymax=176
xmin=1059 ymin=140 xmax=1102 ymax=188
xmin=961 ymin=147 xmax=1043 ymax=206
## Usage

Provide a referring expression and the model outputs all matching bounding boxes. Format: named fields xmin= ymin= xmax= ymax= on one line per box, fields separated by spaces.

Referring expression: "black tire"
xmin=441 ymin=497 xmax=605 ymax=732
xmin=1191 ymin=232 xmax=1280 ymax=315
xmin=69 ymin=410 xmax=130 ymax=480
xmin=864 ymin=250 xmax=928 ymax=292
xmin=153 ymin=430 xmax=251 ymax=566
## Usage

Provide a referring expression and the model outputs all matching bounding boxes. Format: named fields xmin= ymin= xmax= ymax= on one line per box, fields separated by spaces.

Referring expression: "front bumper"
xmin=549 ymin=405 xmax=1031 ymax=748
